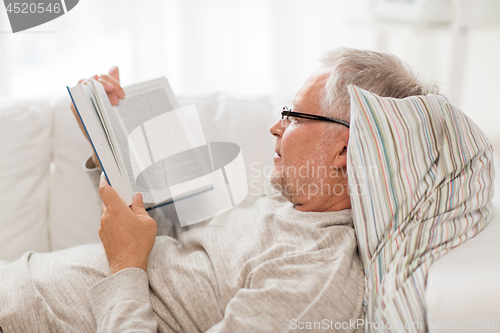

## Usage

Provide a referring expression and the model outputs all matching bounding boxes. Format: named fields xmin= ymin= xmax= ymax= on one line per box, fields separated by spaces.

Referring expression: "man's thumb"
xmin=109 ymin=66 xmax=120 ymax=83
xmin=131 ymin=193 xmax=147 ymax=215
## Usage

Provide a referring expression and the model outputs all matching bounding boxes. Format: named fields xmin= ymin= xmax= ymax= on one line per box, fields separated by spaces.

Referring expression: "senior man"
xmin=0 ymin=48 xmax=437 ymax=333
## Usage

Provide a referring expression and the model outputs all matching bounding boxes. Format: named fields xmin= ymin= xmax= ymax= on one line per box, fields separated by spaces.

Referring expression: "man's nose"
xmin=270 ymin=119 xmax=283 ymax=138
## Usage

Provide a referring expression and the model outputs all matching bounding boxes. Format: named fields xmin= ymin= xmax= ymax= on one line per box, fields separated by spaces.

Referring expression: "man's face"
xmin=269 ymin=71 xmax=349 ymax=210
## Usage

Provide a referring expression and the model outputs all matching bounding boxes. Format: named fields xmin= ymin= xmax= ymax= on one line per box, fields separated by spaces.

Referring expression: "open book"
xmin=67 ymin=78 xmax=213 ymax=209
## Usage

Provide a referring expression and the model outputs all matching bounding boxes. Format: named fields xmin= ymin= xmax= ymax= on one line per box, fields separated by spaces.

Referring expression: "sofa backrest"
xmin=0 ymin=98 xmax=52 ymax=261
xmin=0 ymin=94 xmax=289 ymax=260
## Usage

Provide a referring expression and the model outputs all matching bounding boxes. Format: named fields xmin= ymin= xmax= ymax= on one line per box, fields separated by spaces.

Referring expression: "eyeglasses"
xmin=281 ymin=106 xmax=350 ymax=128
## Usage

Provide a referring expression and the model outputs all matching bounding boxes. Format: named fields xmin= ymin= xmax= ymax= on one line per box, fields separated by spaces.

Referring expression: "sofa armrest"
xmin=0 ymin=98 xmax=52 ymax=261
xmin=426 ymin=155 xmax=500 ymax=332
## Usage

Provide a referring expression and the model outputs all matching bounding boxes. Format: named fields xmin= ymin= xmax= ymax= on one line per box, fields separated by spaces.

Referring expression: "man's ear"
xmin=332 ymin=129 xmax=349 ymax=168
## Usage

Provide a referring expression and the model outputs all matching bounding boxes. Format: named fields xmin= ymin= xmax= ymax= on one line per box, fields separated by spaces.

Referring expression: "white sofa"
xmin=0 ymin=95 xmax=498 ymax=331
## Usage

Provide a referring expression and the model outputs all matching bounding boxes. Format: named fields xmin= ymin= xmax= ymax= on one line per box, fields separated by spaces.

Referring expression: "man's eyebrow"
xmin=291 ymin=98 xmax=298 ymax=110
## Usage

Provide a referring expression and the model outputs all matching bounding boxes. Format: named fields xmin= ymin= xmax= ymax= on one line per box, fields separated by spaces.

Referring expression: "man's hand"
xmin=98 ymin=174 xmax=157 ymax=275
xmin=70 ymin=66 xmax=125 ymax=168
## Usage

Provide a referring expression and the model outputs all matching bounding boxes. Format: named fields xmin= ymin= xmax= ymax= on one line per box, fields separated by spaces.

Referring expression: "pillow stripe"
xmin=347 ymin=85 xmax=494 ymax=332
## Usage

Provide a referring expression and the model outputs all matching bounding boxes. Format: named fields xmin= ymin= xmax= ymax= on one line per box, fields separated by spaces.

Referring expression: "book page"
xmin=90 ymin=80 xmax=134 ymax=195
xmin=115 ymin=79 xmax=179 ymax=133
xmin=109 ymin=78 xmax=211 ymax=204
xmin=88 ymin=83 xmax=124 ymax=174
xmin=68 ymin=84 xmax=134 ymax=205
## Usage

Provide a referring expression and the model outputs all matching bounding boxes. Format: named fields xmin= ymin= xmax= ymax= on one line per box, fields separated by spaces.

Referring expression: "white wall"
xmin=361 ymin=23 xmax=500 ymax=148
xmin=460 ymin=28 xmax=500 ymax=146
xmin=0 ymin=0 xmax=499 ymax=147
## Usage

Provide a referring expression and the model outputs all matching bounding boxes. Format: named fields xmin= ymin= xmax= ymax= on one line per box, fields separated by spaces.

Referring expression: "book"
xmin=67 ymin=77 xmax=213 ymax=209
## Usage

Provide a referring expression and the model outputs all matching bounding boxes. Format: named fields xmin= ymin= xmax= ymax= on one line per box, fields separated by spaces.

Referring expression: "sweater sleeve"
xmin=84 ymin=154 xmax=103 ymax=206
xmin=83 ymin=157 xmax=159 ymax=332
xmin=86 ymin=268 xmax=158 ymax=333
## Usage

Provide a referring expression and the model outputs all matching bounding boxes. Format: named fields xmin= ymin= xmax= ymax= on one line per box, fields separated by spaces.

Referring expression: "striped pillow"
xmin=346 ymin=85 xmax=495 ymax=332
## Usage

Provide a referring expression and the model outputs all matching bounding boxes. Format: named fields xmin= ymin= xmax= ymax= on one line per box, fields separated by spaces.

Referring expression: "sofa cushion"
xmin=48 ymin=97 xmax=101 ymax=251
xmin=0 ymin=98 xmax=52 ymax=261
xmin=346 ymin=85 xmax=495 ymax=331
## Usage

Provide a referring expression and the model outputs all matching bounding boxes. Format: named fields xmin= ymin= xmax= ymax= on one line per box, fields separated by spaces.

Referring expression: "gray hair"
xmin=318 ymin=47 xmax=439 ymax=122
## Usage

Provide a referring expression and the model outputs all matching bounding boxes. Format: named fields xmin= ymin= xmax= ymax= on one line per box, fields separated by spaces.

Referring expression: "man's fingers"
xmin=96 ymin=73 xmax=124 ymax=105
xmin=98 ymin=78 xmax=114 ymax=92
xmin=99 ymin=73 xmax=125 ymax=99
xmin=86 ymin=75 xmax=98 ymax=83
xmin=99 ymin=173 xmax=127 ymax=209
xmin=77 ymin=74 xmax=98 ymax=86
xmin=131 ymin=193 xmax=148 ymax=216
xmin=108 ymin=66 xmax=120 ymax=83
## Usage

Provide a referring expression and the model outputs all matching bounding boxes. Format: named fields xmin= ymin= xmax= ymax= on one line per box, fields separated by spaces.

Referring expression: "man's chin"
xmin=269 ymin=169 xmax=283 ymax=190
xmin=270 ymin=174 xmax=297 ymax=204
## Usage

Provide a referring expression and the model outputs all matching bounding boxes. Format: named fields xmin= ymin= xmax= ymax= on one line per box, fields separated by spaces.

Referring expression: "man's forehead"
xmin=293 ymin=71 xmax=330 ymax=111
